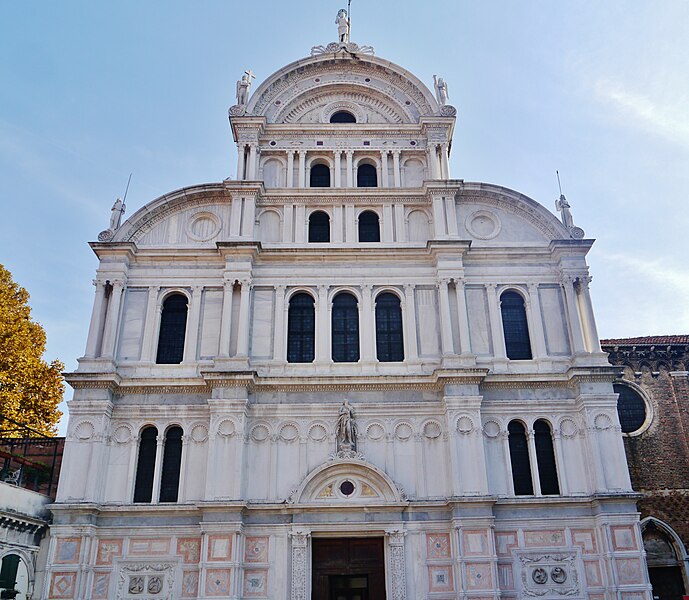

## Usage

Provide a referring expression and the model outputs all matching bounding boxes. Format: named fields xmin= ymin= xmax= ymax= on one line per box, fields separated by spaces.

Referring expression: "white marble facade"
xmin=49 ymin=35 xmax=651 ymax=600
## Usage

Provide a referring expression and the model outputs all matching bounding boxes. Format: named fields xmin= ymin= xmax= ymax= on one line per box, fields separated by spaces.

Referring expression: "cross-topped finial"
xmin=244 ymin=69 xmax=256 ymax=82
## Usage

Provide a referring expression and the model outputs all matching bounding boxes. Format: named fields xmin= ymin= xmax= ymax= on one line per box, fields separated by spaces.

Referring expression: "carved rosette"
xmin=386 ymin=530 xmax=407 ymax=600
xmin=290 ymin=530 xmax=310 ymax=600
xmin=98 ymin=229 xmax=114 ymax=241
xmin=439 ymin=104 xmax=457 ymax=117
xmin=228 ymin=104 xmax=246 ymax=117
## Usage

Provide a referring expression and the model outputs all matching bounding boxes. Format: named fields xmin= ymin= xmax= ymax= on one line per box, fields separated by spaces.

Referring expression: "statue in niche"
xmin=109 ymin=197 xmax=126 ymax=231
xmin=336 ymin=9 xmax=349 ymax=43
xmin=433 ymin=75 xmax=449 ymax=105
xmin=336 ymin=399 xmax=357 ymax=451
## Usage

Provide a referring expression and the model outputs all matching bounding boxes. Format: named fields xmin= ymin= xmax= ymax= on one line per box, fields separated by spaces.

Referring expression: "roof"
xmin=601 ymin=335 xmax=689 ymax=346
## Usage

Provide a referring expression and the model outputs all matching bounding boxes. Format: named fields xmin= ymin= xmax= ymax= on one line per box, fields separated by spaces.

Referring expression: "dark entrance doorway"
xmin=312 ymin=538 xmax=385 ymax=600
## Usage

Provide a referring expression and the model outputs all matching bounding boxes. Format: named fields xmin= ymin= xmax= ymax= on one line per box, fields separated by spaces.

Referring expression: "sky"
xmin=1 ymin=1 xmax=688 ymax=432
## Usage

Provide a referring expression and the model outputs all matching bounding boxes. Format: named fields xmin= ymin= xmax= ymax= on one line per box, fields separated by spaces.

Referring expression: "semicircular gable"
xmin=459 ymin=183 xmax=573 ymax=244
xmin=247 ymin=54 xmax=438 ymax=123
xmin=111 ymin=184 xmax=233 ymax=246
xmin=290 ymin=458 xmax=406 ymax=505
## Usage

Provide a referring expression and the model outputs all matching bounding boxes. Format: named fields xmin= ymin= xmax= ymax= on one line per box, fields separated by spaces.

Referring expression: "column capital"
xmin=404 ymin=283 xmax=416 ymax=293
xmin=275 ymin=284 xmax=286 ymax=293
xmin=286 ymin=149 xmax=296 ymax=155
xmin=298 ymin=149 xmax=307 ymax=156
xmin=392 ymin=149 xmax=402 ymax=156
xmin=240 ymin=277 xmax=253 ymax=288
xmin=361 ymin=283 xmax=373 ymax=293
xmin=333 ymin=149 xmax=343 ymax=156
xmin=437 ymin=277 xmax=451 ymax=288
xmin=527 ymin=282 xmax=539 ymax=291
xmin=346 ymin=149 xmax=355 ymax=156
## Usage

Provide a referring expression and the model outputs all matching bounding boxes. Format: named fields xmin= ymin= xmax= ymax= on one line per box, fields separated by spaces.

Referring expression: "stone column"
xmin=316 ymin=285 xmax=329 ymax=363
xmin=403 ymin=285 xmax=419 ymax=361
xmin=273 ymin=285 xmax=286 ymax=361
xmin=526 ymin=428 xmax=542 ymax=495
xmin=177 ymin=434 xmax=189 ymax=502
xmin=298 ymin=150 xmax=306 ymax=188
xmin=346 ymin=150 xmax=354 ymax=187
xmin=183 ymin=286 xmax=203 ymax=362
xmin=230 ymin=196 xmax=242 ymax=237
xmin=380 ymin=150 xmax=389 ymax=187
xmin=385 ymin=530 xmax=407 ymax=600
xmin=236 ymin=144 xmax=246 ymax=180
xmin=345 ymin=204 xmax=356 ymax=242
xmin=454 ymin=279 xmax=472 ymax=355
xmin=552 ymin=428 xmax=569 ymax=495
xmin=486 ymin=284 xmax=507 ymax=359
xmin=241 ymin=195 xmax=255 ymax=237
xmin=576 ymin=276 xmax=602 ymax=353
xmin=361 ymin=285 xmax=375 ymax=362
xmin=334 ymin=150 xmax=342 ymax=188
xmin=561 ymin=276 xmax=587 ymax=354
xmin=235 ymin=279 xmax=252 ymax=357
xmin=392 ymin=150 xmax=402 ymax=187
xmin=140 ymin=285 xmax=160 ymax=362
xmin=428 ymin=144 xmax=441 ymax=179
xmin=437 ymin=278 xmax=454 ymax=356
xmin=247 ymin=144 xmax=258 ymax=180
xmin=151 ymin=433 xmax=165 ymax=503
xmin=101 ymin=280 xmax=125 ymax=359
xmin=286 ymin=150 xmax=295 ymax=187
xmin=440 ymin=143 xmax=450 ymax=178
xmin=394 ymin=204 xmax=406 ymax=241
xmin=294 ymin=205 xmax=306 ymax=243
xmin=382 ymin=204 xmax=394 ymax=242
xmin=283 ymin=204 xmax=294 ymax=242
xmin=289 ymin=529 xmax=311 ymax=600
xmin=218 ymin=278 xmax=235 ymax=358
xmin=444 ymin=195 xmax=458 ymax=236
xmin=526 ymin=283 xmax=548 ymax=360
xmin=432 ymin=195 xmax=447 ymax=237
xmin=84 ymin=280 xmax=108 ymax=358
xmin=502 ymin=429 xmax=515 ymax=495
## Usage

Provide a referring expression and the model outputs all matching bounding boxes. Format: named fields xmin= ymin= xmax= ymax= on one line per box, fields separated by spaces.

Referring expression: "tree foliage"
xmin=0 ymin=264 xmax=63 ymax=436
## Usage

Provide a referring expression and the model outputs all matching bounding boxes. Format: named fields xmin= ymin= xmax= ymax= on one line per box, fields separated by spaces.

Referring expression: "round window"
xmin=614 ymin=383 xmax=648 ymax=433
xmin=339 ymin=480 xmax=355 ymax=496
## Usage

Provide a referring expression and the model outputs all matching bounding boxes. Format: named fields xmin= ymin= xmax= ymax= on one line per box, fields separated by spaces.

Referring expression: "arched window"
xmin=508 ymin=421 xmax=534 ymax=495
xmin=358 ymin=211 xmax=380 ymax=242
xmin=500 ymin=291 xmax=532 ymax=360
xmin=133 ymin=426 xmax=158 ymax=503
xmin=330 ymin=111 xmax=356 ymax=123
xmin=534 ymin=420 xmax=560 ymax=495
xmin=357 ymin=163 xmax=378 ymax=187
xmin=0 ymin=554 xmax=20 ymax=593
xmin=287 ymin=293 xmax=315 ymax=363
xmin=332 ymin=293 xmax=360 ymax=363
xmin=156 ymin=294 xmax=188 ymax=364
xmin=159 ymin=426 xmax=183 ymax=503
xmin=642 ymin=520 xmax=688 ymax=599
xmin=308 ymin=211 xmax=330 ymax=243
xmin=614 ymin=383 xmax=647 ymax=433
xmin=310 ymin=163 xmax=330 ymax=187
xmin=375 ymin=293 xmax=404 ymax=362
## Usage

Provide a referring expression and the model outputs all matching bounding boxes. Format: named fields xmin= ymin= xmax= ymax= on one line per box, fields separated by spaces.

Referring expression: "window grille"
xmin=287 ymin=293 xmax=316 ymax=363
xmin=308 ymin=211 xmax=330 ymax=242
xmin=508 ymin=421 xmax=534 ymax=495
xmin=375 ymin=293 xmax=404 ymax=362
xmin=357 ymin=164 xmax=378 ymax=187
xmin=614 ymin=383 xmax=647 ymax=433
xmin=156 ymin=294 xmax=188 ymax=364
xmin=358 ymin=211 xmax=380 ymax=242
xmin=332 ymin=293 xmax=360 ymax=362
xmin=500 ymin=291 xmax=532 ymax=360
xmin=310 ymin=163 xmax=330 ymax=187
xmin=534 ymin=419 xmax=560 ymax=495
xmin=133 ymin=426 xmax=158 ymax=503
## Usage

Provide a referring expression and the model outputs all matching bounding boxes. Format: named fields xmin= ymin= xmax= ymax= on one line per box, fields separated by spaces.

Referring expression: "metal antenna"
xmin=122 ymin=173 xmax=133 ymax=203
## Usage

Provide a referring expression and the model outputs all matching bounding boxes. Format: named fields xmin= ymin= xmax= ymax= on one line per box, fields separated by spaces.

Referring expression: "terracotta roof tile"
xmin=600 ymin=335 xmax=689 ymax=346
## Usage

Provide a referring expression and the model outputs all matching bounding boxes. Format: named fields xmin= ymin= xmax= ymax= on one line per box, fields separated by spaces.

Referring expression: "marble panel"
xmin=524 ymin=529 xmax=565 ymax=547
xmin=54 ymin=538 xmax=81 ymax=564
xmin=245 ymin=536 xmax=270 ymax=563
xmin=96 ymin=539 xmax=124 ymax=565
xmin=207 ymin=535 xmax=233 ymax=561
xmin=49 ymin=572 xmax=76 ymax=599
xmin=244 ymin=569 xmax=269 ymax=597
xmin=205 ymin=569 xmax=231 ymax=597
xmin=176 ymin=537 xmax=202 ymax=564
xmin=426 ymin=533 xmax=451 ymax=559
xmin=428 ymin=565 xmax=454 ymax=592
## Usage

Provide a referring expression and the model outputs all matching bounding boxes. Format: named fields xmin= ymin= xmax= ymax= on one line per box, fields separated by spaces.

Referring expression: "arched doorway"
xmin=641 ymin=518 xmax=688 ymax=600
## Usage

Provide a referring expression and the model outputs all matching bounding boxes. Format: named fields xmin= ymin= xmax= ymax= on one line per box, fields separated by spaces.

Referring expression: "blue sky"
xmin=1 ymin=2 xmax=688 ymax=431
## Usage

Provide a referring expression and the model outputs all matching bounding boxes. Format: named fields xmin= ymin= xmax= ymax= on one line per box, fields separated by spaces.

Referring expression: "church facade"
xmin=49 ymin=25 xmax=651 ymax=600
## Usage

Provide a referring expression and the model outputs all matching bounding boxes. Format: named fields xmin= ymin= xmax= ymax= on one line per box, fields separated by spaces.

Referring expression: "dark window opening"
xmin=330 ymin=111 xmax=356 ymax=123
xmin=308 ymin=211 xmax=330 ymax=243
xmin=501 ymin=291 xmax=532 ymax=360
xmin=357 ymin=163 xmax=378 ymax=187
xmin=358 ymin=210 xmax=380 ymax=242
xmin=159 ymin=426 xmax=183 ymax=503
xmin=310 ymin=163 xmax=331 ymax=187
xmin=614 ymin=383 xmax=647 ymax=433
xmin=287 ymin=293 xmax=316 ymax=363
xmin=375 ymin=293 xmax=404 ymax=362
xmin=508 ymin=421 xmax=534 ymax=495
xmin=534 ymin=420 xmax=560 ymax=495
xmin=133 ymin=426 xmax=158 ymax=503
xmin=332 ymin=293 xmax=360 ymax=362
xmin=0 ymin=554 xmax=20 ymax=590
xmin=156 ymin=294 xmax=188 ymax=364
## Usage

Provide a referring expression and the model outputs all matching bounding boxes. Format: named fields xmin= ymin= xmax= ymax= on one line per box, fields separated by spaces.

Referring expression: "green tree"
xmin=0 ymin=264 xmax=63 ymax=436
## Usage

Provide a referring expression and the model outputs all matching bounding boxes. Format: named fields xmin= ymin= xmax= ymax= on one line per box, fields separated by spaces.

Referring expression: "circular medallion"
xmin=457 ymin=416 xmax=474 ymax=435
xmin=112 ymin=424 xmax=132 ymax=444
xmin=191 ymin=424 xmax=208 ymax=443
xmin=559 ymin=418 xmax=578 ymax=438
xmin=594 ymin=413 xmax=613 ymax=430
xmin=186 ymin=212 xmax=222 ymax=242
xmin=482 ymin=420 xmax=501 ymax=438
xmin=532 ymin=568 xmax=548 ymax=584
xmin=217 ymin=419 xmax=236 ymax=438
xmin=339 ymin=480 xmax=355 ymax=496
xmin=74 ymin=421 xmax=95 ymax=440
xmin=423 ymin=421 xmax=442 ymax=439
xmin=309 ymin=424 xmax=328 ymax=441
xmin=466 ymin=210 xmax=501 ymax=240
xmin=551 ymin=567 xmax=567 ymax=584
xmin=250 ymin=424 xmax=270 ymax=442
xmin=366 ymin=423 xmax=385 ymax=440
xmin=280 ymin=423 xmax=299 ymax=442
xmin=395 ymin=423 xmax=413 ymax=441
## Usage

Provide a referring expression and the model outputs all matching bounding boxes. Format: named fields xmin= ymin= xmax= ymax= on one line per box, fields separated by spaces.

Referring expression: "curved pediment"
xmin=288 ymin=458 xmax=406 ymax=505
xmin=246 ymin=53 xmax=438 ymax=124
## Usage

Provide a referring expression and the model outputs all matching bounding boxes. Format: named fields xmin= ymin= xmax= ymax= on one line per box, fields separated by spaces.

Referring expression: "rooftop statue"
xmin=236 ymin=69 xmax=255 ymax=106
xmin=336 ymin=9 xmax=350 ymax=43
xmin=433 ymin=75 xmax=449 ymax=106
xmin=109 ymin=197 xmax=126 ymax=231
